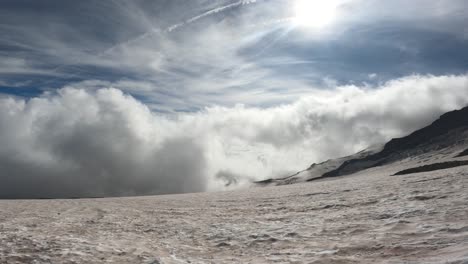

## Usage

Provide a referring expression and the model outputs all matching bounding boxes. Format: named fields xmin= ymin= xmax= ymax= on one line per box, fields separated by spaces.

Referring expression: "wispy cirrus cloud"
xmin=1 ymin=0 xmax=467 ymax=111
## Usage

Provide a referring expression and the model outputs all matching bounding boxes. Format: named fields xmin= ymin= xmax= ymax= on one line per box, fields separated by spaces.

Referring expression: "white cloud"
xmin=2 ymin=0 xmax=467 ymax=113
xmin=1 ymin=73 xmax=468 ymax=198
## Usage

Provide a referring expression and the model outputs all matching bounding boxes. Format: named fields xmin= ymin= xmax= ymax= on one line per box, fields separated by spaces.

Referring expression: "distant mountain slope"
xmin=255 ymin=106 xmax=468 ymax=186
xmin=255 ymin=145 xmax=382 ymax=186
xmin=322 ymin=106 xmax=468 ymax=178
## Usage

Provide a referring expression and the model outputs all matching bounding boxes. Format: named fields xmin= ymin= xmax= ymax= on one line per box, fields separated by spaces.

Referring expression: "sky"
xmin=1 ymin=0 xmax=468 ymax=198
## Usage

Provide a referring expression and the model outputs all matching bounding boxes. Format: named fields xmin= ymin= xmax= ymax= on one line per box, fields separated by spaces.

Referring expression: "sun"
xmin=293 ymin=0 xmax=340 ymax=28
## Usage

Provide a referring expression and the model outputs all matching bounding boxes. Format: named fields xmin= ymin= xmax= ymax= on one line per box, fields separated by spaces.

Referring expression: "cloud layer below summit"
xmin=1 ymin=74 xmax=468 ymax=198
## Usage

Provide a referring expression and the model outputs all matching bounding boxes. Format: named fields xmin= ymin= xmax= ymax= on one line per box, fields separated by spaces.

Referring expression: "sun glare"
xmin=293 ymin=0 xmax=340 ymax=28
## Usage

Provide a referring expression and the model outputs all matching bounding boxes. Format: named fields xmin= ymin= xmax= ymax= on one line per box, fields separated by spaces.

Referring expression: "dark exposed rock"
xmin=322 ymin=106 xmax=468 ymax=178
xmin=455 ymin=148 xmax=468 ymax=157
xmin=255 ymin=106 xmax=468 ymax=187
xmin=257 ymin=145 xmax=381 ymax=186
xmin=393 ymin=160 xmax=468 ymax=176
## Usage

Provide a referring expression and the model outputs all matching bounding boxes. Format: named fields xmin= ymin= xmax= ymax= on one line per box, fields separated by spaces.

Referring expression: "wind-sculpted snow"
xmin=1 ymin=159 xmax=467 ymax=263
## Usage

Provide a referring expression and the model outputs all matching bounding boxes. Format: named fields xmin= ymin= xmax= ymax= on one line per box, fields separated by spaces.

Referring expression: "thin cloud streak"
xmin=1 ymin=0 xmax=467 ymax=111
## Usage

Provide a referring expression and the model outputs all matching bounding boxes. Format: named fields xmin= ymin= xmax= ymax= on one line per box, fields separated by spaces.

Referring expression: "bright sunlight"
xmin=293 ymin=0 xmax=340 ymax=28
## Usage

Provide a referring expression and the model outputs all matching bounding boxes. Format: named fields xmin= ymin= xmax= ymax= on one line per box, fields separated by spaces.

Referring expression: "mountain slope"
xmin=256 ymin=106 xmax=468 ymax=186
xmin=255 ymin=145 xmax=383 ymax=185
xmin=322 ymin=106 xmax=468 ymax=178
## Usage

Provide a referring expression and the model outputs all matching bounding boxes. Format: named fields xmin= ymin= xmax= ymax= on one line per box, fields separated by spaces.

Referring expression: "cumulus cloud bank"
xmin=1 ymin=74 xmax=468 ymax=198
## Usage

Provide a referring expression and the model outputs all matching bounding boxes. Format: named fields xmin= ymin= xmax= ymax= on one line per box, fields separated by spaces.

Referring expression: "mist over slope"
xmin=260 ymin=105 xmax=468 ymax=185
xmin=1 ymin=74 xmax=468 ymax=198
xmin=322 ymin=105 xmax=468 ymax=178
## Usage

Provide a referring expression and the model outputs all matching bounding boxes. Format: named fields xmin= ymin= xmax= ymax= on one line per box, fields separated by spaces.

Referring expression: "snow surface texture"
xmin=1 ymin=156 xmax=468 ymax=263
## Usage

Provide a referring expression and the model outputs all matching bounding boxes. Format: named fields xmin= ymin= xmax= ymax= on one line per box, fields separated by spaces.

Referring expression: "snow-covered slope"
xmin=257 ymin=105 xmax=468 ymax=186
xmin=2 ymin=107 xmax=468 ymax=263
xmin=1 ymin=157 xmax=467 ymax=263
xmin=255 ymin=144 xmax=383 ymax=185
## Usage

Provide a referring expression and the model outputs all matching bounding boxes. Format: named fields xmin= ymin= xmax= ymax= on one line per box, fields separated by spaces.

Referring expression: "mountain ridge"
xmin=255 ymin=105 xmax=468 ymax=186
xmin=322 ymin=105 xmax=468 ymax=178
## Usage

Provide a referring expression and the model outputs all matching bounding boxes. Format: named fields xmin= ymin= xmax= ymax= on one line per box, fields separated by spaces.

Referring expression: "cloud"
xmin=1 ymin=1 xmax=467 ymax=199
xmin=1 ymin=73 xmax=468 ymax=198
xmin=0 ymin=88 xmax=207 ymax=198
xmin=2 ymin=0 xmax=467 ymax=112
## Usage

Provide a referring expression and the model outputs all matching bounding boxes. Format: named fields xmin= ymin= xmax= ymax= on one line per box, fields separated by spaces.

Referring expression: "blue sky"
xmin=1 ymin=0 xmax=468 ymax=197
xmin=1 ymin=0 xmax=467 ymax=111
